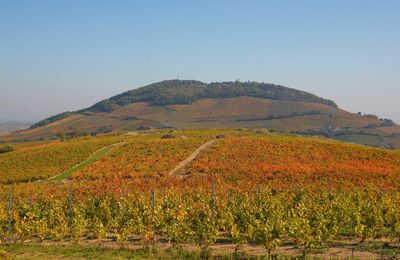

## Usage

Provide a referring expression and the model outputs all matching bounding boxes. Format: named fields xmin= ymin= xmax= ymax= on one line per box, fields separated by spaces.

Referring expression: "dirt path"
xmin=168 ymin=139 xmax=219 ymax=176
xmin=47 ymin=142 xmax=126 ymax=182
xmin=4 ymin=239 xmax=382 ymax=259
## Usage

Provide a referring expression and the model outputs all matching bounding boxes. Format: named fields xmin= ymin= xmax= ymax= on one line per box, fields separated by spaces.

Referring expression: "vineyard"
xmin=1 ymin=129 xmax=400 ymax=258
xmin=0 ymin=135 xmax=125 ymax=183
xmin=71 ymin=136 xmax=212 ymax=181
xmin=1 ymin=188 xmax=400 ymax=258
xmin=185 ymin=135 xmax=400 ymax=192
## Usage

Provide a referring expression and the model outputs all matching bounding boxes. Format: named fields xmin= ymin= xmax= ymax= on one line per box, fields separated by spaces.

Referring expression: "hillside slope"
xmin=2 ymin=129 xmax=400 ymax=191
xmin=1 ymin=80 xmax=399 ymax=148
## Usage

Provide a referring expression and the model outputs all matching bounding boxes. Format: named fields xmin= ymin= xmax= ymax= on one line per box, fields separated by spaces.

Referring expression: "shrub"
xmin=161 ymin=134 xmax=175 ymax=139
xmin=0 ymin=145 xmax=14 ymax=154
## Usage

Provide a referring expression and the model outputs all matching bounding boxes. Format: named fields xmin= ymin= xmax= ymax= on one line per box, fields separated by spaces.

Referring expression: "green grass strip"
xmin=0 ymin=243 xmax=143 ymax=260
xmin=48 ymin=142 xmax=124 ymax=182
xmin=0 ymin=243 xmax=206 ymax=259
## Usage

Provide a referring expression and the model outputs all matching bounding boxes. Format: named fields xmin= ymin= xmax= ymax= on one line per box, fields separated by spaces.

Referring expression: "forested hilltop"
xmin=31 ymin=80 xmax=337 ymax=128
xmin=88 ymin=80 xmax=337 ymax=111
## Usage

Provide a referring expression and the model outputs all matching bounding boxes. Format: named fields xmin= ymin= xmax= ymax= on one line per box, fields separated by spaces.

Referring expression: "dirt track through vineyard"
xmin=168 ymin=138 xmax=219 ymax=176
xmin=47 ymin=142 xmax=126 ymax=182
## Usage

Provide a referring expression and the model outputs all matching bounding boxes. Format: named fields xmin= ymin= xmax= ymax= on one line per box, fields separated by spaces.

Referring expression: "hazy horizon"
xmin=1 ymin=1 xmax=399 ymax=124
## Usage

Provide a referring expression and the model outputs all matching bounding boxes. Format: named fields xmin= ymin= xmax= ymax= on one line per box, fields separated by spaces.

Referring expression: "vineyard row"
xmin=1 ymin=187 xmax=400 ymax=257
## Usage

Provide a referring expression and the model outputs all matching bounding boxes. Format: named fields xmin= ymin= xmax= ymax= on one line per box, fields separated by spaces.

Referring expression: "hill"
xmin=1 ymin=80 xmax=399 ymax=148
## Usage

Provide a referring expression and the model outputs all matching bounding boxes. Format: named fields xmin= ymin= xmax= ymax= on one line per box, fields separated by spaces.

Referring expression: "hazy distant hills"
xmin=0 ymin=123 xmax=29 ymax=135
xmin=2 ymin=80 xmax=400 ymax=149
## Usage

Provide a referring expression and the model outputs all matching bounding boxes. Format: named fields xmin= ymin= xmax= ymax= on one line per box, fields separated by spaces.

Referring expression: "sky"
xmin=1 ymin=0 xmax=399 ymax=123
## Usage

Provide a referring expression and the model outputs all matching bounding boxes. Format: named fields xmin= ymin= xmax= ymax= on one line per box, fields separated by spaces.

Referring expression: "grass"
xmin=0 ymin=243 xmax=143 ymax=259
xmin=0 ymin=243 xmax=238 ymax=259
xmin=353 ymin=241 xmax=400 ymax=259
xmin=0 ymin=241 xmax=397 ymax=259
xmin=48 ymin=142 xmax=125 ymax=182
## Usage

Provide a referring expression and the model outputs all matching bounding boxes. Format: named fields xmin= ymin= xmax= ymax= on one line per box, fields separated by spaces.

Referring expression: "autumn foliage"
xmin=185 ymin=135 xmax=400 ymax=192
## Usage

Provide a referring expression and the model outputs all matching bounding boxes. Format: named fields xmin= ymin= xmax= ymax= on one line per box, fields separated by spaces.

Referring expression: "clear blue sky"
xmin=1 ymin=0 xmax=399 ymax=123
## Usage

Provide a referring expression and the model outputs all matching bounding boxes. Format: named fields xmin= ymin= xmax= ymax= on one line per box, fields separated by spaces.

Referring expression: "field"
xmin=1 ymin=129 xmax=400 ymax=258
xmin=0 ymin=136 xmax=125 ymax=183
xmin=184 ymin=135 xmax=400 ymax=191
xmin=71 ymin=135 xmax=212 ymax=181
